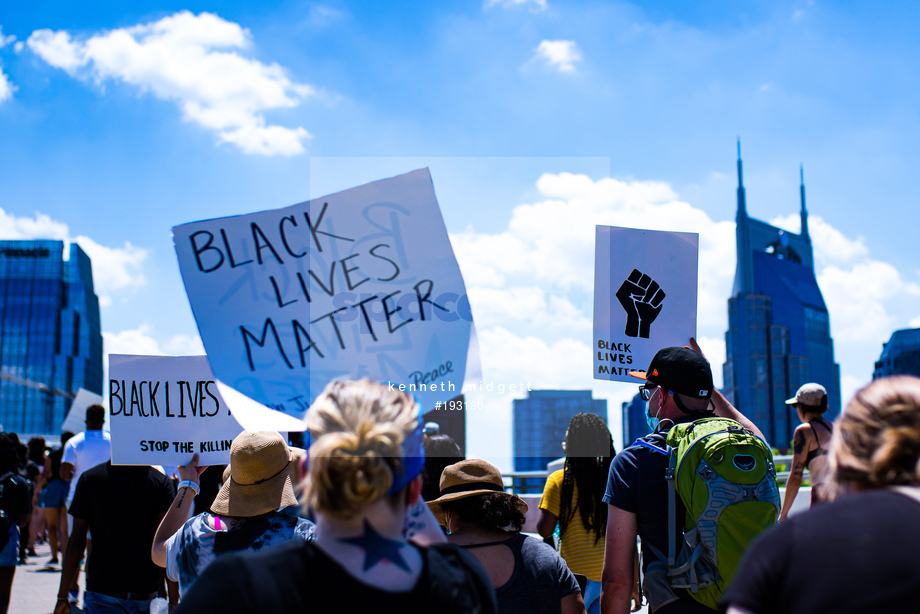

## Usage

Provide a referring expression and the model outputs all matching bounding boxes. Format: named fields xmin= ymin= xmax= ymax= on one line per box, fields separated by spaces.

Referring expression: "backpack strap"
xmin=665 ymin=448 xmax=678 ymax=567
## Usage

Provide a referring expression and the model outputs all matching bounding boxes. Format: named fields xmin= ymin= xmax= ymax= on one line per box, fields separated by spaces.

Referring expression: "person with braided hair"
xmin=538 ymin=413 xmax=616 ymax=614
xmin=723 ymin=375 xmax=920 ymax=614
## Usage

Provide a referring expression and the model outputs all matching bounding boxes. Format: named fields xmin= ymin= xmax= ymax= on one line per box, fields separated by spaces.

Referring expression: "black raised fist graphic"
xmin=616 ymin=269 xmax=665 ymax=338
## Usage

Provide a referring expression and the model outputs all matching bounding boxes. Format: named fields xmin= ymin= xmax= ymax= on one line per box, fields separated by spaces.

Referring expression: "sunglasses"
xmin=639 ymin=384 xmax=671 ymax=401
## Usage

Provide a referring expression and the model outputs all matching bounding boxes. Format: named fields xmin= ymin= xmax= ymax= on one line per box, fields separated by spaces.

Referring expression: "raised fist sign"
xmin=616 ymin=269 xmax=665 ymax=338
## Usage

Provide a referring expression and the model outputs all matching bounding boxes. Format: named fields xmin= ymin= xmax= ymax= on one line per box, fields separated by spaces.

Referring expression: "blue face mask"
xmin=646 ymin=402 xmax=661 ymax=433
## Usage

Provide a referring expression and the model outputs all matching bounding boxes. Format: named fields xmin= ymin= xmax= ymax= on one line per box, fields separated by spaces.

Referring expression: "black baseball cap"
xmin=628 ymin=347 xmax=713 ymax=400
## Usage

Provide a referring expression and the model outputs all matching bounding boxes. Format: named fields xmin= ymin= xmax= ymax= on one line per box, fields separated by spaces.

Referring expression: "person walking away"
xmin=601 ymin=340 xmax=768 ymax=614
xmin=25 ymin=437 xmax=46 ymax=558
xmin=431 ymin=459 xmax=586 ymax=614
xmin=0 ymin=433 xmax=32 ymax=614
xmin=778 ymin=383 xmax=834 ymax=520
xmin=539 ymin=413 xmax=616 ymax=614
xmin=723 ymin=375 xmax=920 ymax=613
xmin=54 ymin=460 xmax=174 ymax=613
xmin=33 ymin=432 xmax=73 ymax=565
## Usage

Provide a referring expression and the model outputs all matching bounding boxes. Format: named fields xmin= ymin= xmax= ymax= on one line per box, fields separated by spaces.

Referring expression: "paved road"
xmin=9 ymin=539 xmax=85 ymax=614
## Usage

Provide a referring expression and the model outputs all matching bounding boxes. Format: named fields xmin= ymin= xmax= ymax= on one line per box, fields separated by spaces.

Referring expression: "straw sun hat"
xmin=426 ymin=459 xmax=527 ymax=525
xmin=211 ymin=431 xmax=304 ymax=518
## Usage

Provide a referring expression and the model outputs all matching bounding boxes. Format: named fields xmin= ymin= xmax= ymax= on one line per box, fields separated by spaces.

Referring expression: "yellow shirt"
xmin=539 ymin=469 xmax=605 ymax=581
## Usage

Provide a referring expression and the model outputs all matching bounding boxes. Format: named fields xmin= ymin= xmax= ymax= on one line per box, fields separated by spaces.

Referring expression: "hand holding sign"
xmin=593 ymin=225 xmax=698 ymax=383
xmin=616 ymin=269 xmax=666 ymax=339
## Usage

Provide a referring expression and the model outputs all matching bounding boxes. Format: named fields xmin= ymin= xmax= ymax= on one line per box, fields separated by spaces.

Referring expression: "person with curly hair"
xmin=538 ymin=413 xmax=615 ymax=614
xmin=429 ymin=459 xmax=586 ymax=614
xmin=723 ymin=375 xmax=920 ymax=614
xmin=174 ymin=379 xmax=496 ymax=614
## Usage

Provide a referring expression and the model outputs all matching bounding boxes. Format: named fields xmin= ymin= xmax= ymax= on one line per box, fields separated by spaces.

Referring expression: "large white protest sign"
xmin=593 ymin=225 xmax=699 ymax=383
xmin=61 ymin=388 xmax=107 ymax=434
xmin=108 ymin=355 xmax=244 ymax=465
xmin=173 ymin=168 xmax=475 ymax=416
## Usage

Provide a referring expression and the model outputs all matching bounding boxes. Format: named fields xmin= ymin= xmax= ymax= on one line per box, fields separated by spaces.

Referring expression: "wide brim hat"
xmin=211 ymin=431 xmax=303 ymax=518
xmin=426 ymin=459 xmax=526 ymax=525
xmin=786 ymin=383 xmax=827 ymax=407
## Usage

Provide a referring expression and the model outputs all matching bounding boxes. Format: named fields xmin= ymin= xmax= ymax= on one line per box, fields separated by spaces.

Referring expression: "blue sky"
xmin=1 ymin=1 xmax=918 ymax=465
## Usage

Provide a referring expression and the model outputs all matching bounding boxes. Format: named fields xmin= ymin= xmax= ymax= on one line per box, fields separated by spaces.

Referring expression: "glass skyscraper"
xmin=873 ymin=328 xmax=920 ymax=379
xmin=513 ymin=389 xmax=607 ymax=471
xmin=722 ymin=145 xmax=840 ymax=449
xmin=0 ymin=240 xmax=102 ymax=434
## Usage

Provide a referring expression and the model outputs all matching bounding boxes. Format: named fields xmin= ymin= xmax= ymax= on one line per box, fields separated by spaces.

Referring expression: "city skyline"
xmin=1 ymin=2 xmax=918 ymax=467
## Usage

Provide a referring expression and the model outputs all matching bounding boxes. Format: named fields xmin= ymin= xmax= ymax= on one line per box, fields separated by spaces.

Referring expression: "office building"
xmin=874 ymin=328 xmax=920 ymax=379
xmin=0 ymin=240 xmax=103 ymax=434
xmin=722 ymin=145 xmax=841 ymax=449
xmin=513 ymin=389 xmax=607 ymax=471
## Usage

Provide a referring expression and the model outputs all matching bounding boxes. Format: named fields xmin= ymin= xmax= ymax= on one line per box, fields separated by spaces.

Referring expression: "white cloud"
xmin=0 ymin=208 xmax=148 ymax=307
xmin=453 ymin=172 xmax=735 ymax=329
xmin=104 ymin=324 xmax=163 ymax=356
xmin=0 ymin=27 xmax=17 ymax=103
xmin=770 ymin=214 xmax=869 ymax=265
xmin=485 ymin=0 xmax=547 ymax=10
xmin=102 ymin=326 xmax=204 ymax=389
xmin=71 ymin=235 xmax=148 ymax=306
xmin=839 ymin=374 xmax=863 ymax=409
xmin=534 ymin=40 xmax=582 ymax=73
xmin=818 ymin=260 xmax=920 ymax=343
xmin=104 ymin=325 xmax=204 ymax=357
xmin=910 ymin=315 xmax=920 ymax=328
xmin=0 ymin=27 xmax=15 ymax=48
xmin=26 ymin=11 xmax=314 ymax=156
xmin=0 ymin=70 xmax=16 ymax=103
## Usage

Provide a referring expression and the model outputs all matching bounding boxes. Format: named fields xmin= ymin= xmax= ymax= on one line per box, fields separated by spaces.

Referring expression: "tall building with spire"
xmin=722 ymin=143 xmax=840 ymax=449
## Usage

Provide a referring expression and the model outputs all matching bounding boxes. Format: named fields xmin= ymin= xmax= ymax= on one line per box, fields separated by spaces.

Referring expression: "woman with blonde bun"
xmin=175 ymin=379 xmax=497 ymax=614
xmin=723 ymin=376 xmax=920 ymax=614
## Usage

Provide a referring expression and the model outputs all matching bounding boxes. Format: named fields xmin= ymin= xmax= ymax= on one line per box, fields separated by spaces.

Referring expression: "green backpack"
xmin=652 ymin=417 xmax=780 ymax=609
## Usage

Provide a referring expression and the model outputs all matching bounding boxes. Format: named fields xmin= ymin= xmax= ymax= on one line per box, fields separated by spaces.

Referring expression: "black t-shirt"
xmin=721 ymin=489 xmax=920 ymax=613
xmin=69 ymin=462 xmax=175 ymax=594
xmin=175 ymin=539 xmax=498 ymax=614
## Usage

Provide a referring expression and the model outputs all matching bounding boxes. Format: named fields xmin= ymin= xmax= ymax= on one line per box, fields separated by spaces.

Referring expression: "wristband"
xmin=178 ymin=480 xmax=200 ymax=496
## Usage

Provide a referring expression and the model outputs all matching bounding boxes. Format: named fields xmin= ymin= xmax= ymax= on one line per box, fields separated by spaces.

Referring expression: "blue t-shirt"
xmin=166 ymin=510 xmax=315 ymax=596
xmin=603 ymin=428 xmax=690 ymax=573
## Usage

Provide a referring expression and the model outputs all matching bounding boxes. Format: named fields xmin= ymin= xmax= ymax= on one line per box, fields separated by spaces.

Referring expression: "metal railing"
xmin=503 ymin=454 xmax=806 ymax=496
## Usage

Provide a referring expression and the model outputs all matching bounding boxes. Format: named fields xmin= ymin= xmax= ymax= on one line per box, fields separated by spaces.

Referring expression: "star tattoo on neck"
xmin=338 ymin=519 xmax=410 ymax=572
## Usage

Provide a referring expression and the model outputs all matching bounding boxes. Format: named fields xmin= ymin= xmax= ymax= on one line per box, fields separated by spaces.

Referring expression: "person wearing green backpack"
xmin=600 ymin=340 xmax=772 ymax=614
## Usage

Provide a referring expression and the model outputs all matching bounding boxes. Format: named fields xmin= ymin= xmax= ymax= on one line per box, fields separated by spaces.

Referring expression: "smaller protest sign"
xmin=61 ymin=388 xmax=107 ymax=434
xmin=108 ymin=355 xmax=244 ymax=466
xmin=593 ymin=225 xmax=699 ymax=384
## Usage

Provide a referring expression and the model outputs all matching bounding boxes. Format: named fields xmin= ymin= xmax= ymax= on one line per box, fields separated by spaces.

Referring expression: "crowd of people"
xmin=1 ymin=340 xmax=919 ymax=613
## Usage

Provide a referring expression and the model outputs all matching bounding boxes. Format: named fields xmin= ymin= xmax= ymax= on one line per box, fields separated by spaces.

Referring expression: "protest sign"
xmin=173 ymin=168 xmax=475 ymax=416
xmin=593 ymin=225 xmax=699 ymax=383
xmin=108 ymin=354 xmax=244 ymax=466
xmin=61 ymin=388 xmax=107 ymax=434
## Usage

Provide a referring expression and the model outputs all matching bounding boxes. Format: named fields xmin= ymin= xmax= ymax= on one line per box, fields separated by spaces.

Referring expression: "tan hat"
xmin=211 ymin=431 xmax=301 ymax=518
xmin=426 ymin=459 xmax=527 ymax=525
xmin=786 ymin=383 xmax=828 ymax=408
